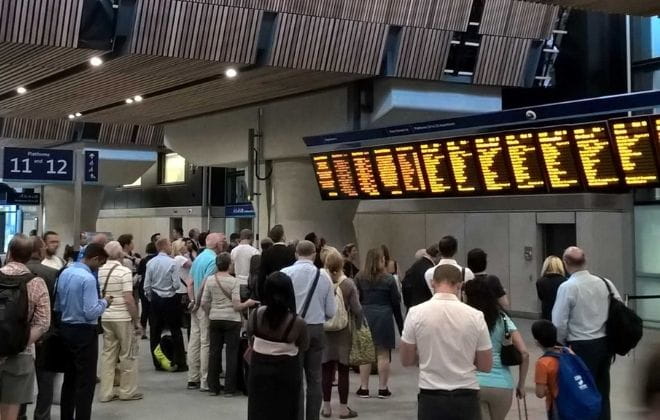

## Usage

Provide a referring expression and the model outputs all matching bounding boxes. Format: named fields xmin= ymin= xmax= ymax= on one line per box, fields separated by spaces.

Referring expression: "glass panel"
xmin=632 ymin=16 xmax=660 ymax=61
xmin=634 ymin=205 xmax=660 ymax=324
xmin=123 ymin=177 xmax=142 ymax=188
xmin=163 ymin=153 xmax=185 ymax=184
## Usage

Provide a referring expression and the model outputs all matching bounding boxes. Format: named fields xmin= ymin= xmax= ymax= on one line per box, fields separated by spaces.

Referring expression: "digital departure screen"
xmin=311 ymin=114 xmax=660 ymax=200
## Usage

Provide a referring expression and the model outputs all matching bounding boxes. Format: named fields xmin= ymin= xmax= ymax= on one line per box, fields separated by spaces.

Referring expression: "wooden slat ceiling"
xmin=0 ymin=117 xmax=74 ymax=142
xmin=474 ymin=36 xmax=532 ymax=87
xmin=0 ymin=0 xmax=84 ymax=47
xmin=175 ymin=0 xmax=475 ymax=32
xmin=481 ymin=0 xmax=558 ymax=39
xmin=79 ymin=67 xmax=362 ymax=125
xmin=0 ymin=55 xmax=235 ymax=119
xmin=394 ymin=27 xmax=453 ymax=80
xmin=98 ymin=123 xmax=165 ymax=146
xmin=534 ymin=0 xmax=660 ymax=16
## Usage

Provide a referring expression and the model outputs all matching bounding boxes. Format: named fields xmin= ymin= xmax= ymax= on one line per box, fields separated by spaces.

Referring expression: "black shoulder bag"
xmin=500 ymin=312 xmax=523 ymax=366
xmin=299 ymin=268 xmax=321 ymax=319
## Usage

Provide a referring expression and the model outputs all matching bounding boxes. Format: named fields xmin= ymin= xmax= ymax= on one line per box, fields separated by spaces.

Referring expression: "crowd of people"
xmin=0 ymin=224 xmax=653 ymax=420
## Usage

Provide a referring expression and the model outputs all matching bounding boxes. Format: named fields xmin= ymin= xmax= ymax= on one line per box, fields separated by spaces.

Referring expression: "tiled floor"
xmin=31 ymin=318 xmax=657 ymax=419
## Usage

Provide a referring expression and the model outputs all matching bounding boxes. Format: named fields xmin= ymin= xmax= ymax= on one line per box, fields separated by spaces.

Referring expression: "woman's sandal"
xmin=339 ymin=408 xmax=358 ymax=419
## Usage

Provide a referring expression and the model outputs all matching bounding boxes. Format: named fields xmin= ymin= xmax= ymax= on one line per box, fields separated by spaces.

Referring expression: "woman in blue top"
xmin=465 ymin=279 xmax=530 ymax=420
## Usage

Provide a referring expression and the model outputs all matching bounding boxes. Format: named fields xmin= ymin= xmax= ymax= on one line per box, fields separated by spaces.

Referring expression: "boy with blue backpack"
xmin=532 ymin=320 xmax=602 ymax=420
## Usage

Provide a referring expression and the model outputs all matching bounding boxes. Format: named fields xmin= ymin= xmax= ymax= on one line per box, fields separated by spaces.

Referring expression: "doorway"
xmin=169 ymin=217 xmax=183 ymax=241
xmin=542 ymin=224 xmax=576 ymax=259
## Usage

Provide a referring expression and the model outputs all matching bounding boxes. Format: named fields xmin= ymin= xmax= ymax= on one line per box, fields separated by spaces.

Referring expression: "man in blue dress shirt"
xmin=56 ymin=243 xmax=111 ymax=420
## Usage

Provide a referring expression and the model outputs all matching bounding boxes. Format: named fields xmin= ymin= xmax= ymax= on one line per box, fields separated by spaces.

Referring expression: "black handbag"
xmin=500 ymin=312 xmax=522 ymax=366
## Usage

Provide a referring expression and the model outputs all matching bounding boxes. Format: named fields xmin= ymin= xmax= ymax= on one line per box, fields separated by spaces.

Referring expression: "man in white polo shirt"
xmin=401 ymin=264 xmax=492 ymax=420
xmin=424 ymin=235 xmax=475 ymax=293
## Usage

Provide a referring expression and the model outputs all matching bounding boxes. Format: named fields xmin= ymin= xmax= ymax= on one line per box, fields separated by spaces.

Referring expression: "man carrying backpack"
xmin=552 ymin=247 xmax=621 ymax=420
xmin=0 ymin=236 xmax=51 ymax=420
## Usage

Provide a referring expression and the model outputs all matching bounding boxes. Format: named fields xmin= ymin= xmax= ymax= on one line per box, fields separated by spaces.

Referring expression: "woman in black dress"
xmin=248 ymin=272 xmax=309 ymax=420
xmin=355 ymin=248 xmax=404 ymax=399
xmin=536 ymin=256 xmax=567 ymax=320
xmin=342 ymin=243 xmax=360 ymax=278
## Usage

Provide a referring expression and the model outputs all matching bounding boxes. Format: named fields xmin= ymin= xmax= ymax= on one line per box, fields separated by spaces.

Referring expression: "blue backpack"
xmin=544 ymin=348 xmax=601 ymax=420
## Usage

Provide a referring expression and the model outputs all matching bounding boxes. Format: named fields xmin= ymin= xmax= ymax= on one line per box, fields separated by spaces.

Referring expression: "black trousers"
xmin=570 ymin=337 xmax=612 ymax=420
xmin=149 ymin=294 xmax=186 ymax=369
xmin=418 ymin=389 xmax=481 ymax=420
xmin=208 ymin=320 xmax=241 ymax=393
xmin=139 ymin=281 xmax=150 ymax=329
xmin=59 ymin=324 xmax=98 ymax=420
xmin=18 ymin=345 xmax=57 ymax=420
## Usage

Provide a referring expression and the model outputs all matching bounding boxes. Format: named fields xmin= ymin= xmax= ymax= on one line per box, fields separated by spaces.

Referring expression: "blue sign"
xmin=0 ymin=191 xmax=40 ymax=205
xmin=84 ymin=150 xmax=99 ymax=183
xmin=3 ymin=147 xmax=74 ymax=182
xmin=225 ymin=203 xmax=255 ymax=218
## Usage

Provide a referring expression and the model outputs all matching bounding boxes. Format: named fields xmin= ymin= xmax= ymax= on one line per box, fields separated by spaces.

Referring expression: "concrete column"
xmin=269 ymin=158 xmax=358 ymax=248
xmin=43 ymin=185 xmax=104 ymax=250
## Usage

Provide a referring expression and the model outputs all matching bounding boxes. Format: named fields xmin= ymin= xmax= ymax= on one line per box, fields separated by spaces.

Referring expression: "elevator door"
xmin=542 ymin=224 xmax=576 ymax=259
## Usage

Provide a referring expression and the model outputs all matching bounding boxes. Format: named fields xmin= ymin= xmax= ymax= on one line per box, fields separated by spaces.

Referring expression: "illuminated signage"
xmin=311 ymin=115 xmax=660 ymax=200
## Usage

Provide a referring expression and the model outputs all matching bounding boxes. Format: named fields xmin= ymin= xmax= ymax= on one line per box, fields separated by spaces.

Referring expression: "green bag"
xmin=349 ymin=316 xmax=376 ymax=366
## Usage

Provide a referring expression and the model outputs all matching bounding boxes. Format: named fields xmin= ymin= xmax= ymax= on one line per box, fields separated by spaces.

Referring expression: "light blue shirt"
xmin=552 ymin=270 xmax=621 ymax=344
xmin=190 ymin=249 xmax=217 ymax=299
xmin=476 ymin=314 xmax=516 ymax=389
xmin=144 ymin=253 xmax=180 ymax=300
xmin=55 ymin=262 xmax=107 ymax=325
xmin=281 ymin=259 xmax=335 ymax=325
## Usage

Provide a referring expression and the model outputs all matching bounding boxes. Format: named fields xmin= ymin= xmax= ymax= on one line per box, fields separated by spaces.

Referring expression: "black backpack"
xmin=0 ymin=272 xmax=36 ymax=357
xmin=600 ymin=277 xmax=643 ymax=356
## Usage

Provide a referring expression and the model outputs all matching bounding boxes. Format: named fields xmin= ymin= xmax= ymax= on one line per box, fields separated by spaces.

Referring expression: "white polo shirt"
xmin=401 ymin=293 xmax=492 ymax=391
xmin=230 ymin=243 xmax=260 ymax=284
xmin=424 ymin=259 xmax=475 ymax=293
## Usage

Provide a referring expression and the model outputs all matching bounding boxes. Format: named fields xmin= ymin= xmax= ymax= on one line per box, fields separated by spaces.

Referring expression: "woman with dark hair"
xmin=342 ymin=243 xmax=359 ymax=279
xmin=464 ymin=280 xmax=530 ymax=420
xmin=247 ymin=272 xmax=309 ymax=420
xmin=380 ymin=245 xmax=399 ymax=280
xmin=354 ymin=248 xmax=404 ymax=399
xmin=184 ymin=237 xmax=199 ymax=261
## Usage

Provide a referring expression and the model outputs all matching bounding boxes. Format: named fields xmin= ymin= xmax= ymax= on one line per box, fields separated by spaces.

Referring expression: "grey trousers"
xmin=18 ymin=367 xmax=56 ymax=420
xmin=298 ymin=324 xmax=325 ymax=420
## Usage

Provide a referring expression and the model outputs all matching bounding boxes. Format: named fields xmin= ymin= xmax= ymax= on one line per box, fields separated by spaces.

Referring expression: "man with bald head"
xmin=144 ymin=238 xmax=186 ymax=372
xmin=552 ymin=246 xmax=621 ymax=420
xmin=76 ymin=233 xmax=109 ymax=262
xmin=187 ymin=232 xmax=227 ymax=390
xmin=282 ymin=240 xmax=335 ymax=420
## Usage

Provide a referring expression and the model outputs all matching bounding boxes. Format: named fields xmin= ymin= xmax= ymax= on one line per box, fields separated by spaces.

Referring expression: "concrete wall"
xmin=354 ymin=195 xmax=635 ymax=316
xmin=43 ymin=185 xmax=104 ymax=250
xmin=164 ymin=88 xmax=351 ymax=167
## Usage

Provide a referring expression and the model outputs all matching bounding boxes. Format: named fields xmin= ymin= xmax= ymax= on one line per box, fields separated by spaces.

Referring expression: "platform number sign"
xmin=3 ymin=147 xmax=74 ymax=182
xmin=84 ymin=150 xmax=99 ymax=183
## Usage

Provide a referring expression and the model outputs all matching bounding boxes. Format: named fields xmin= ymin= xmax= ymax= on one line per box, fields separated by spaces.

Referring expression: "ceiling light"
xmin=225 ymin=68 xmax=238 ymax=78
xmin=89 ymin=56 xmax=103 ymax=67
xmin=133 ymin=95 xmax=143 ymax=102
xmin=68 ymin=114 xmax=75 ymax=119
xmin=125 ymin=98 xmax=134 ymax=104
xmin=75 ymin=112 xmax=82 ymax=117
xmin=16 ymin=86 xmax=27 ymax=94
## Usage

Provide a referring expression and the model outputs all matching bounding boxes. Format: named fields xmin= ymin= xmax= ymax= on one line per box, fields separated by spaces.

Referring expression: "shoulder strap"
xmin=500 ymin=312 xmax=510 ymax=337
xmin=462 ymin=267 xmax=465 ymax=282
xmin=281 ymin=314 xmax=297 ymax=341
xmin=102 ymin=264 xmax=120 ymax=297
xmin=214 ymin=274 xmax=233 ymax=301
xmin=300 ymin=268 xmax=321 ymax=319
xmin=598 ymin=276 xmax=613 ymax=297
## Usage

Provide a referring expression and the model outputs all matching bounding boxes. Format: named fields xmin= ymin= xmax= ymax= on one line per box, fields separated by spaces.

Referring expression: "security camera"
xmin=525 ymin=110 xmax=537 ymax=120
xmin=187 ymin=208 xmax=193 ymax=214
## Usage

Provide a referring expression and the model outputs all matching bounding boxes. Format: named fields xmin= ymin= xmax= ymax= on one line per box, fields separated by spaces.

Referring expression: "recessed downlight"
xmin=125 ymin=98 xmax=134 ymax=104
xmin=68 ymin=114 xmax=75 ymax=119
xmin=133 ymin=95 xmax=143 ymax=102
xmin=16 ymin=86 xmax=27 ymax=94
xmin=89 ymin=56 xmax=103 ymax=67
xmin=75 ymin=112 xmax=82 ymax=117
xmin=225 ymin=68 xmax=238 ymax=78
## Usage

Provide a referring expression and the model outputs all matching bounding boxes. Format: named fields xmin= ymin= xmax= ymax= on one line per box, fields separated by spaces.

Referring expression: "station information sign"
xmin=3 ymin=148 xmax=74 ymax=182
xmin=311 ymin=114 xmax=660 ymax=200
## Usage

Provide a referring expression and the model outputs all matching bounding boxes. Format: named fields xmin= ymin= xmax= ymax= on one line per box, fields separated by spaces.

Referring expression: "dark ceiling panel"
xmin=534 ymin=0 xmax=660 ymax=16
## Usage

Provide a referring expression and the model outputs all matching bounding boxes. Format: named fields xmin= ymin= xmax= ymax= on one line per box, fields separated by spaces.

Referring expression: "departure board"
xmin=504 ymin=132 xmax=546 ymax=191
xmin=446 ymin=140 xmax=481 ymax=193
xmin=537 ymin=129 xmax=581 ymax=190
xmin=350 ymin=151 xmax=380 ymax=197
xmin=395 ymin=146 xmax=428 ymax=193
xmin=373 ymin=148 xmax=403 ymax=196
xmin=419 ymin=142 xmax=454 ymax=195
xmin=573 ymin=125 xmax=621 ymax=188
xmin=311 ymin=114 xmax=660 ymax=200
xmin=474 ymin=136 xmax=512 ymax=191
xmin=610 ymin=119 xmax=658 ymax=186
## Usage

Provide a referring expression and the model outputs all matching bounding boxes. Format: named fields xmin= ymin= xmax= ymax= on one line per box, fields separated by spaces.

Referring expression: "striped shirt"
xmin=98 ymin=260 xmax=134 ymax=322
